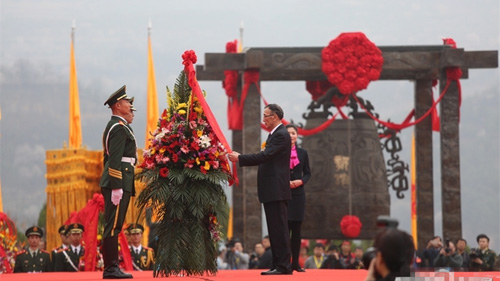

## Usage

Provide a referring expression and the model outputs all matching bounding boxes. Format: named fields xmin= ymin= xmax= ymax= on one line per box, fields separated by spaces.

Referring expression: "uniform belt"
xmin=121 ymin=157 xmax=136 ymax=165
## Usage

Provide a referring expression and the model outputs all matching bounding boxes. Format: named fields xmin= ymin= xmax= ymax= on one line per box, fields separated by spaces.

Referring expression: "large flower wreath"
xmin=136 ymin=71 xmax=231 ymax=277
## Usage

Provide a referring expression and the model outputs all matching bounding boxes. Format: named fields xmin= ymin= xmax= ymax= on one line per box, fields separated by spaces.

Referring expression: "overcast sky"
xmin=1 ymin=0 xmax=499 ymax=250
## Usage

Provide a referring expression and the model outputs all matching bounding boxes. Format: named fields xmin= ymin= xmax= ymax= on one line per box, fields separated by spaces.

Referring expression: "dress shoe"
xmin=103 ymin=265 xmax=133 ymax=279
xmin=292 ymin=266 xmax=306 ymax=272
xmin=261 ymin=269 xmax=293 ymax=275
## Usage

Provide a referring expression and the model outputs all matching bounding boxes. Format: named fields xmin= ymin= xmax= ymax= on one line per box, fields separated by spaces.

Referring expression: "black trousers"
xmin=263 ymin=200 xmax=291 ymax=272
xmin=101 ymin=188 xmax=131 ymax=238
xmin=288 ymin=220 xmax=302 ymax=267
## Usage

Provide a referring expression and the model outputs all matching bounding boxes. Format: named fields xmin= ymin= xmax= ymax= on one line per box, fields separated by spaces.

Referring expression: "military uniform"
xmin=127 ymin=224 xmax=155 ymax=270
xmin=51 ymin=224 xmax=69 ymax=271
xmin=54 ymin=223 xmax=85 ymax=272
xmin=13 ymin=226 xmax=52 ymax=273
xmin=470 ymin=248 xmax=497 ymax=271
xmin=100 ymin=85 xmax=136 ymax=279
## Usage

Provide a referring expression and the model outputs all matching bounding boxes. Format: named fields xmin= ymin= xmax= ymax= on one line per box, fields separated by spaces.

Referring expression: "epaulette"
xmin=15 ymin=250 xmax=27 ymax=257
xmin=144 ymin=246 xmax=153 ymax=251
xmin=40 ymin=249 xmax=50 ymax=254
xmin=118 ymin=120 xmax=124 ymax=126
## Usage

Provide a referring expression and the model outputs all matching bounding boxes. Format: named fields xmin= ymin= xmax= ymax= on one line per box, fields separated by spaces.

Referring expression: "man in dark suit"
xmin=100 ymin=85 xmax=136 ymax=279
xmin=228 ymin=103 xmax=292 ymax=275
xmin=14 ymin=226 xmax=52 ymax=273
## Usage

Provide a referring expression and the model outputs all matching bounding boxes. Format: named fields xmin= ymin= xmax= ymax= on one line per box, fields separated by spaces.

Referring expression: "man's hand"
xmin=363 ymin=257 xmax=377 ymax=281
xmin=111 ymin=189 xmax=123 ymax=206
xmin=227 ymin=151 xmax=240 ymax=162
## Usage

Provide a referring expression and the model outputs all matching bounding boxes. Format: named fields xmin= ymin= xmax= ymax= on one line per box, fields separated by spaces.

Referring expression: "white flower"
xmin=155 ymin=127 xmax=169 ymax=141
xmin=198 ymin=135 xmax=211 ymax=148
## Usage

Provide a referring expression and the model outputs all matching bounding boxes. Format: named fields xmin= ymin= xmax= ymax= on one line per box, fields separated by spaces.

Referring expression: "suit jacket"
xmin=288 ymin=146 xmax=311 ymax=221
xmin=239 ymin=123 xmax=291 ymax=203
xmin=13 ymin=249 xmax=52 ymax=273
xmin=290 ymin=147 xmax=311 ymax=192
xmin=99 ymin=115 xmax=137 ymax=195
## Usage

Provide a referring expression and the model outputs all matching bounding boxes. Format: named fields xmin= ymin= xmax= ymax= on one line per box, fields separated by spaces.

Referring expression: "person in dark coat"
xmin=54 ymin=223 xmax=85 ymax=272
xmin=14 ymin=226 xmax=52 ymax=273
xmin=285 ymin=124 xmax=311 ymax=272
xmin=100 ymin=85 xmax=137 ymax=279
xmin=228 ymin=103 xmax=292 ymax=275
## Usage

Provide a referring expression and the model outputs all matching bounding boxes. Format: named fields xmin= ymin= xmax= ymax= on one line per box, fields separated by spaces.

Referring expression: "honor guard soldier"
xmin=54 ymin=223 xmax=85 ymax=272
xmin=100 ymin=85 xmax=136 ymax=279
xmin=51 ymin=224 xmax=69 ymax=271
xmin=127 ymin=223 xmax=155 ymax=270
xmin=14 ymin=226 xmax=52 ymax=273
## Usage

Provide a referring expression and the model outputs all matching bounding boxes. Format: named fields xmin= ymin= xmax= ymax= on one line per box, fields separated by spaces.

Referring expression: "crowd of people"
xmin=417 ymin=234 xmax=499 ymax=271
xmin=215 ymin=237 xmax=367 ymax=271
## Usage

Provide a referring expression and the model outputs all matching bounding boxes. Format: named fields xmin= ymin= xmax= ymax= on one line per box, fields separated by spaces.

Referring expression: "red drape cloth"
xmin=182 ymin=50 xmax=238 ymax=185
xmin=65 ymin=193 xmax=105 ymax=271
xmin=118 ymin=231 xmax=133 ymax=271
xmin=223 ymin=40 xmax=241 ymax=130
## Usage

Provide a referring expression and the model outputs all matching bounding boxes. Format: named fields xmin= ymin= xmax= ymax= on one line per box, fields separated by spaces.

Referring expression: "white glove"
xmin=111 ymin=189 xmax=123 ymax=206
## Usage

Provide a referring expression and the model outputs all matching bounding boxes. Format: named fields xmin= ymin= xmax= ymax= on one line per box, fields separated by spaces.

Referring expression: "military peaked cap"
xmin=25 ymin=226 xmax=43 ymax=238
xmin=58 ymin=224 xmax=69 ymax=234
xmin=104 ymin=85 xmax=134 ymax=107
xmin=127 ymin=223 xmax=144 ymax=234
xmin=65 ymin=223 xmax=85 ymax=235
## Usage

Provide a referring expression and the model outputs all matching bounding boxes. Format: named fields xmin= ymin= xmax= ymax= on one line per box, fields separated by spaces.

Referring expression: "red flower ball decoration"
xmin=182 ymin=50 xmax=197 ymax=66
xmin=340 ymin=215 xmax=362 ymax=238
xmin=321 ymin=32 xmax=383 ymax=95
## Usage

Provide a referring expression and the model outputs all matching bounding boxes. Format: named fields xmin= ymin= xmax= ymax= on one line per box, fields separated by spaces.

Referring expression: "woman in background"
xmin=286 ymin=124 xmax=311 ymax=272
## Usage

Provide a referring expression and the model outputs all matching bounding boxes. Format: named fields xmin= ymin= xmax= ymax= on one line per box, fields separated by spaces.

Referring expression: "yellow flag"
xmin=227 ymin=206 xmax=233 ymax=240
xmin=145 ymin=35 xmax=159 ymax=147
xmin=410 ymin=133 xmax=418 ymax=249
xmin=69 ymin=36 xmax=82 ymax=148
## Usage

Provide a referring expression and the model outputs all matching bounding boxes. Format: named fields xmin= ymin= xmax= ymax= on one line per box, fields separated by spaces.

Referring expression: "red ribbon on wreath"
xmin=182 ymin=50 xmax=238 ymax=185
xmin=340 ymin=215 xmax=362 ymax=238
xmin=321 ymin=32 xmax=383 ymax=95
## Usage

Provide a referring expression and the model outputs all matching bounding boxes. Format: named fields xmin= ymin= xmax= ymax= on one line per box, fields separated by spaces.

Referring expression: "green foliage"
xmin=37 ymin=203 xmax=46 ymax=230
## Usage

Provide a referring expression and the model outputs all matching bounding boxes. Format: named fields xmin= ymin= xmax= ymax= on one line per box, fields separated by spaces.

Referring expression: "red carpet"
xmin=0 ymin=270 xmax=498 ymax=281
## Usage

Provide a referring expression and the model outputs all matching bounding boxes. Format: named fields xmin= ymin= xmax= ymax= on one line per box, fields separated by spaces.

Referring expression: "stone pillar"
xmin=414 ymin=79 xmax=434 ymax=250
xmin=231 ymin=78 xmax=244 ymax=242
xmin=240 ymin=76 xmax=262 ymax=249
xmin=439 ymin=71 xmax=462 ymax=242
